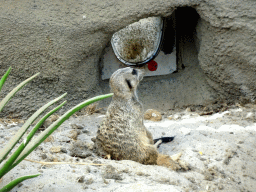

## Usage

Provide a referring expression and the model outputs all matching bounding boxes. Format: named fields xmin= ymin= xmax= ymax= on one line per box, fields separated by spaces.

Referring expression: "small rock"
xmin=186 ymin=177 xmax=195 ymax=183
xmin=41 ymin=154 xmax=47 ymax=159
xmin=71 ymin=124 xmax=84 ymax=129
xmin=203 ymin=171 xmax=214 ymax=181
xmin=203 ymin=106 xmax=210 ymax=111
xmin=83 ymin=186 xmax=88 ymax=190
xmin=70 ymin=140 xmax=93 ymax=158
xmin=144 ymin=109 xmax=162 ymax=121
xmin=102 ymin=165 xmax=123 ymax=180
xmin=199 ymin=111 xmax=214 ymax=116
xmin=103 ymin=179 xmax=109 ymax=184
xmin=93 ymin=160 xmax=102 ymax=164
xmin=221 ymin=106 xmax=228 ymax=112
xmin=223 ymin=151 xmax=236 ymax=165
xmin=50 ymin=146 xmax=62 ymax=153
xmin=218 ymin=184 xmax=224 ymax=190
xmin=61 ymin=148 xmax=67 ymax=153
xmin=91 ymin=137 xmax=96 ymax=142
xmin=157 ymin=177 xmax=170 ymax=184
xmin=98 ymin=108 xmax=107 ymax=114
xmin=86 ymin=156 xmax=95 ymax=161
xmin=86 ymin=103 xmax=98 ymax=115
xmin=167 ymin=116 xmax=173 ymax=120
xmin=167 ymin=114 xmax=180 ymax=120
xmin=47 ymin=155 xmax=59 ymax=162
xmin=189 ymin=106 xmax=196 ymax=112
xmin=77 ymin=176 xmax=85 ymax=183
xmin=82 ymin=129 xmax=90 ymax=134
xmin=186 ymin=107 xmax=191 ymax=112
xmin=136 ymin=172 xmax=150 ymax=177
xmin=17 ymin=183 xmax=23 ymax=188
xmin=86 ymin=166 xmax=91 ymax=173
xmin=69 ymin=130 xmax=80 ymax=140
xmin=44 ymin=135 xmax=54 ymax=142
xmin=43 ymin=115 xmax=59 ymax=128
xmin=85 ymin=178 xmax=94 ymax=185
xmin=121 ymin=168 xmax=130 ymax=173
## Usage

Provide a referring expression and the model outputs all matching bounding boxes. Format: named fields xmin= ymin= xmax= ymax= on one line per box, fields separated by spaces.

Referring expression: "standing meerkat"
xmin=93 ymin=67 xmax=181 ymax=170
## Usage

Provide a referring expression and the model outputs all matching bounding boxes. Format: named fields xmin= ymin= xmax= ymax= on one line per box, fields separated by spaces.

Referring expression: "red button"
xmin=147 ymin=60 xmax=158 ymax=71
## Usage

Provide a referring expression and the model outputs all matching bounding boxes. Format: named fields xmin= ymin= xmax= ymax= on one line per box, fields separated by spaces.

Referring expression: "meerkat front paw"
xmin=157 ymin=154 xmax=181 ymax=171
xmin=177 ymin=159 xmax=190 ymax=171
xmin=157 ymin=153 xmax=190 ymax=171
xmin=171 ymin=152 xmax=190 ymax=171
xmin=170 ymin=152 xmax=182 ymax=161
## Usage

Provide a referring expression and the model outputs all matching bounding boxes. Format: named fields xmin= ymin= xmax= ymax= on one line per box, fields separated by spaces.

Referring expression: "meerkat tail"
xmin=154 ymin=137 xmax=175 ymax=144
xmin=154 ymin=139 xmax=162 ymax=148
xmin=154 ymin=137 xmax=175 ymax=148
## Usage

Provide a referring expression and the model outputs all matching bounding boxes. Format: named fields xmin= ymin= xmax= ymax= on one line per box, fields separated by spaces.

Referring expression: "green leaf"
xmin=12 ymin=93 xmax=113 ymax=168
xmin=0 ymin=67 xmax=11 ymax=93
xmin=0 ymin=93 xmax=67 ymax=165
xmin=0 ymin=174 xmax=40 ymax=192
xmin=0 ymin=72 xmax=40 ymax=113
xmin=0 ymin=101 xmax=66 ymax=178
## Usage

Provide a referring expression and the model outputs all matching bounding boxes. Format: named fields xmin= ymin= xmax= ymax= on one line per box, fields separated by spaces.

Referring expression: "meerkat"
xmin=93 ymin=67 xmax=182 ymax=170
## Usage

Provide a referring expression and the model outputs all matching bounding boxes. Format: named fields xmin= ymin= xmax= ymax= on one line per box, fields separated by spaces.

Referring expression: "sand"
xmin=0 ymin=103 xmax=255 ymax=192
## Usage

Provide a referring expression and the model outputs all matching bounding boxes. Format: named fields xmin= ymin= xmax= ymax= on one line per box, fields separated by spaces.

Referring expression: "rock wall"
xmin=196 ymin=1 xmax=256 ymax=100
xmin=0 ymin=0 xmax=255 ymax=117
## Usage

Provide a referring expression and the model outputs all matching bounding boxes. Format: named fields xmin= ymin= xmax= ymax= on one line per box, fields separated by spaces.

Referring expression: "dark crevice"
xmin=175 ymin=7 xmax=200 ymax=70
xmin=161 ymin=15 xmax=176 ymax=55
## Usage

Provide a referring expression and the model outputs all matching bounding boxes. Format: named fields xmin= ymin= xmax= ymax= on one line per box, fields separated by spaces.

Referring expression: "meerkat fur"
xmin=93 ymin=67 xmax=181 ymax=170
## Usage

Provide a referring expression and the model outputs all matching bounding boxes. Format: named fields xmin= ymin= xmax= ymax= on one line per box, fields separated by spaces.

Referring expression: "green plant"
xmin=0 ymin=67 xmax=113 ymax=192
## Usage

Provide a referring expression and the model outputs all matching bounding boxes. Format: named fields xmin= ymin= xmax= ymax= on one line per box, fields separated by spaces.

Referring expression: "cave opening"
xmin=173 ymin=7 xmax=200 ymax=70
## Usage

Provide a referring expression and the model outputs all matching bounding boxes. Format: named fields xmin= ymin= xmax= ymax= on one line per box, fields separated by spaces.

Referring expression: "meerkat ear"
xmin=125 ymin=79 xmax=132 ymax=90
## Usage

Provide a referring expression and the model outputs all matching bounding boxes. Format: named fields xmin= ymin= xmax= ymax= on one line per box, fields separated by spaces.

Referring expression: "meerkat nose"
xmin=132 ymin=68 xmax=137 ymax=75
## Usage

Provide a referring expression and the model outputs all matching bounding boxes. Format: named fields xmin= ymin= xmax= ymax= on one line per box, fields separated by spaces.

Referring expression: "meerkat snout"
xmin=110 ymin=67 xmax=144 ymax=99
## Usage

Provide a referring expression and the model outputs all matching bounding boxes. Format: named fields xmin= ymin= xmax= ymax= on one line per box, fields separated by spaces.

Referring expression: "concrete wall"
xmin=0 ymin=0 xmax=255 ymax=117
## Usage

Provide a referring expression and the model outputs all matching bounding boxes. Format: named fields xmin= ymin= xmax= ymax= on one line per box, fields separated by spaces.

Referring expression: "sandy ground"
xmin=0 ymin=103 xmax=256 ymax=192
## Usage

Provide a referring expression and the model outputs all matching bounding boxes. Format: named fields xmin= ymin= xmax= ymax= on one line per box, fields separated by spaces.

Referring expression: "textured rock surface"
xmin=0 ymin=0 xmax=255 ymax=117
xmin=196 ymin=1 xmax=256 ymax=100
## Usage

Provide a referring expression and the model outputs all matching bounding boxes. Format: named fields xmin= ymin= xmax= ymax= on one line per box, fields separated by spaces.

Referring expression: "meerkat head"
xmin=110 ymin=67 xmax=144 ymax=99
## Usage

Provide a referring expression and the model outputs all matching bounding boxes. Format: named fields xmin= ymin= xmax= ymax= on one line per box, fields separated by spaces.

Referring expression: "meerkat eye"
xmin=126 ymin=79 xmax=132 ymax=90
xmin=132 ymin=69 xmax=137 ymax=75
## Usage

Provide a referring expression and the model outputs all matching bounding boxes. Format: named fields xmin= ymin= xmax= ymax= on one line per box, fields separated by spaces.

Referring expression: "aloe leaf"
xmin=0 ymin=67 xmax=11 ymax=92
xmin=12 ymin=93 xmax=113 ymax=167
xmin=0 ymin=101 xmax=66 ymax=178
xmin=0 ymin=72 xmax=40 ymax=113
xmin=0 ymin=93 xmax=67 ymax=164
xmin=0 ymin=174 xmax=40 ymax=192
